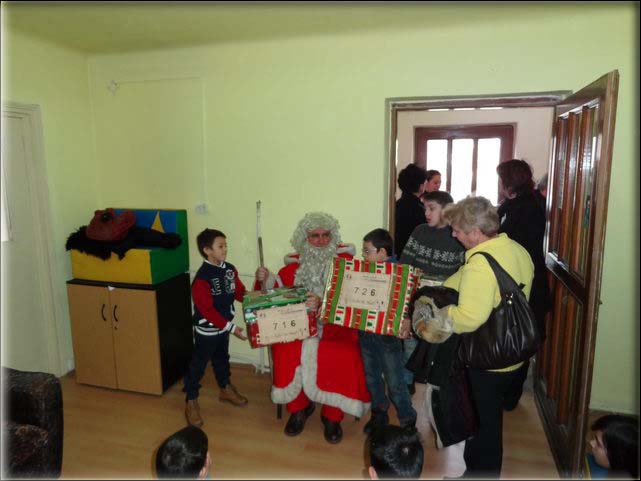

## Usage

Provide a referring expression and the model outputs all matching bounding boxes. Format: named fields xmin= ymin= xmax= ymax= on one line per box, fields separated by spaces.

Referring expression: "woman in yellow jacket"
xmin=417 ymin=196 xmax=534 ymax=478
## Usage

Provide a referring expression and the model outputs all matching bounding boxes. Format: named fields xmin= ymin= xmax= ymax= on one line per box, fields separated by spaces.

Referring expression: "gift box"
xmin=242 ymin=287 xmax=317 ymax=348
xmin=320 ymin=258 xmax=421 ymax=336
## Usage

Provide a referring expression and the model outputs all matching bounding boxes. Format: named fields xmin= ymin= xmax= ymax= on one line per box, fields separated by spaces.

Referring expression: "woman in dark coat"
xmin=496 ymin=159 xmax=552 ymax=410
xmin=394 ymin=164 xmax=427 ymax=258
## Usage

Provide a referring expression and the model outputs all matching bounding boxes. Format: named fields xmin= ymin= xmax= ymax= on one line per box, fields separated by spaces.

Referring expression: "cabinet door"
xmin=110 ymin=287 xmax=162 ymax=394
xmin=67 ymin=284 xmax=117 ymax=389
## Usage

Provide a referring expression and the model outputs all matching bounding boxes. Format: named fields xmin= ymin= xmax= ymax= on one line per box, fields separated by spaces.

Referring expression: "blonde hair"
xmin=442 ymin=196 xmax=499 ymax=236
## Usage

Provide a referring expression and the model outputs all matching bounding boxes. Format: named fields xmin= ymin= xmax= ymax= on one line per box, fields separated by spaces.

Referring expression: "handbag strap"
xmin=468 ymin=251 xmax=523 ymax=296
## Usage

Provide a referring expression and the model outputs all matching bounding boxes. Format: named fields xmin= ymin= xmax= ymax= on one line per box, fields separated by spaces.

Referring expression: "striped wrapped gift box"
xmin=320 ymin=257 xmax=421 ymax=336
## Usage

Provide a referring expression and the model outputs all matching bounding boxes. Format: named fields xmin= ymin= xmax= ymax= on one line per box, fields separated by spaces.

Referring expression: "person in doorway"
xmin=424 ymin=169 xmax=442 ymax=194
xmin=432 ymin=196 xmax=534 ymax=478
xmin=394 ymin=164 xmax=428 ymax=258
xmin=400 ymin=190 xmax=465 ymax=396
xmin=496 ymin=159 xmax=552 ymax=411
xmin=536 ymin=172 xmax=549 ymax=198
xmin=254 ymin=212 xmax=370 ymax=444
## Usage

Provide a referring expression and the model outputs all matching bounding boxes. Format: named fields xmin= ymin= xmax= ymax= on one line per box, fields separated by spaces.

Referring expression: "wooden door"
xmin=67 ymin=284 xmax=117 ymax=389
xmin=534 ymin=71 xmax=619 ymax=477
xmin=110 ymin=287 xmax=162 ymax=395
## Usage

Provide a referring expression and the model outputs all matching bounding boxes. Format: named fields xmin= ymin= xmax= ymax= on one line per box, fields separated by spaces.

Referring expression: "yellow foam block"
xmin=71 ymin=249 xmax=152 ymax=284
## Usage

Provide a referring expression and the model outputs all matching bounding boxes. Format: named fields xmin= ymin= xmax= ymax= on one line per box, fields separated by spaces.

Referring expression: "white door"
xmin=1 ymin=107 xmax=59 ymax=373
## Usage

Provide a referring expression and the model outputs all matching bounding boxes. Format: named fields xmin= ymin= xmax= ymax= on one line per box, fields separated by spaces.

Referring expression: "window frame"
xmin=414 ymin=123 xmax=515 ymax=202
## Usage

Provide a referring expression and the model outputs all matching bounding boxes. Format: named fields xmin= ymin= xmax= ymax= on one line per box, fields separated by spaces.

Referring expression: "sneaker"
xmin=219 ymin=383 xmax=248 ymax=406
xmin=363 ymin=410 xmax=389 ymax=435
xmin=185 ymin=399 xmax=204 ymax=427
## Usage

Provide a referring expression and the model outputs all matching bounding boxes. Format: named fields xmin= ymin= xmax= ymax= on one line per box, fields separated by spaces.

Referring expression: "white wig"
xmin=291 ymin=212 xmax=342 ymax=297
xmin=290 ymin=212 xmax=342 ymax=252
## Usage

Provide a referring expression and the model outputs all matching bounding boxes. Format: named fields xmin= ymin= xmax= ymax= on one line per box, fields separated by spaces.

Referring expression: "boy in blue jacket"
xmin=183 ymin=228 xmax=248 ymax=428
xmin=359 ymin=228 xmax=417 ymax=434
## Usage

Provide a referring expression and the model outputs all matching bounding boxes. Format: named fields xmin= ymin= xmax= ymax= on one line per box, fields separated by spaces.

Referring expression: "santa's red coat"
xmin=255 ymin=252 xmax=371 ymax=417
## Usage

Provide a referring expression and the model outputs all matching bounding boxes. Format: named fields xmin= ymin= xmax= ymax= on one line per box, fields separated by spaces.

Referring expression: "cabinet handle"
xmin=113 ymin=305 xmax=119 ymax=323
xmin=101 ymin=304 xmax=106 ymax=321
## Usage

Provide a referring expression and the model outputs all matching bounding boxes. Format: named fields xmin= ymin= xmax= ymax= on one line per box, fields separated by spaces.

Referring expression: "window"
xmin=414 ymin=124 xmax=514 ymax=204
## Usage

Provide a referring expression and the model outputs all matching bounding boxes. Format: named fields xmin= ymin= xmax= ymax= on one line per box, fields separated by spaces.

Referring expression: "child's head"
xmin=156 ymin=426 xmax=211 ymax=479
xmin=367 ymin=425 xmax=424 ymax=479
xmin=590 ymin=414 xmax=638 ymax=478
xmin=197 ymin=228 xmax=227 ymax=265
xmin=362 ymin=229 xmax=394 ymax=262
xmin=421 ymin=190 xmax=454 ymax=228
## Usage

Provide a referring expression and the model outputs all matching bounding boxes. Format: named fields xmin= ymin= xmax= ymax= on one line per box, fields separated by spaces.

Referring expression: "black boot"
xmin=400 ymin=416 xmax=417 ymax=432
xmin=363 ymin=410 xmax=389 ymax=435
xmin=321 ymin=415 xmax=343 ymax=444
xmin=284 ymin=402 xmax=315 ymax=436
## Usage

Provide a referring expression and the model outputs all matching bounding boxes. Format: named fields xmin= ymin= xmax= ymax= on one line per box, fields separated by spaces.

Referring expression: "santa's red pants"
xmin=287 ymin=390 xmax=344 ymax=422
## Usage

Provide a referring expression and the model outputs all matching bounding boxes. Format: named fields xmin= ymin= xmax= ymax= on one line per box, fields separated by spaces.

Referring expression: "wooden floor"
xmin=60 ymin=363 xmax=559 ymax=479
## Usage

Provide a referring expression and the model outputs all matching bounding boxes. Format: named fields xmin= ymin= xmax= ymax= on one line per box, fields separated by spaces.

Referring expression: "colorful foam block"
xmin=70 ymin=209 xmax=189 ymax=285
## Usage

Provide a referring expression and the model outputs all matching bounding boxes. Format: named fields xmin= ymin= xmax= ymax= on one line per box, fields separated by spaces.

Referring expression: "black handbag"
xmin=458 ymin=252 xmax=541 ymax=370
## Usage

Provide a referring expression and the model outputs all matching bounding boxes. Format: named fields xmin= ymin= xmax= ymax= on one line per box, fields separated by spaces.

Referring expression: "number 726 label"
xmin=337 ymin=271 xmax=392 ymax=311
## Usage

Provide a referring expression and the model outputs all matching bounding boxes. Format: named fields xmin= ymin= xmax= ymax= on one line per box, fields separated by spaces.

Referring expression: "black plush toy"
xmin=66 ymin=225 xmax=182 ymax=260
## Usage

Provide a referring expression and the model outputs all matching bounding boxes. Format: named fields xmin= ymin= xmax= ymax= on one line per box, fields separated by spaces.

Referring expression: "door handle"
xmin=101 ymin=304 xmax=106 ymax=321
xmin=113 ymin=305 xmax=119 ymax=323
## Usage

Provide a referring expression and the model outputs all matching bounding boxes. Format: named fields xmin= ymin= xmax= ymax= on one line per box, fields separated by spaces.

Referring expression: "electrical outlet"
xmin=195 ymin=203 xmax=209 ymax=214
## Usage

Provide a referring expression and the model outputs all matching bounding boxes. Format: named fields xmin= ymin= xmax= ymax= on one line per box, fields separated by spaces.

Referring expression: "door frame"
xmin=1 ymin=102 xmax=63 ymax=375
xmin=385 ymin=90 xmax=572 ymax=476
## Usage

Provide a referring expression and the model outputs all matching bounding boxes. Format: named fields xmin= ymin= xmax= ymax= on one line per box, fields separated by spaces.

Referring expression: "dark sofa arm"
xmin=2 ymin=367 xmax=63 ymax=478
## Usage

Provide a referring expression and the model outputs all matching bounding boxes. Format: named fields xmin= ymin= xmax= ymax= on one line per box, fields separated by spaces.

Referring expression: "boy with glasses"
xmin=359 ymin=228 xmax=417 ymax=435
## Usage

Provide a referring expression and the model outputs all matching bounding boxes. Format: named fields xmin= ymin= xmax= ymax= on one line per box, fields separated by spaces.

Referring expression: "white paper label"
xmin=419 ymin=277 xmax=443 ymax=288
xmin=337 ymin=270 xmax=392 ymax=311
xmin=255 ymin=303 xmax=310 ymax=345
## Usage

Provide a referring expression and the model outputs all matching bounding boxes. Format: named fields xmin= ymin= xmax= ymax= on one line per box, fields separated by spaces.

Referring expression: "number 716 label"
xmin=255 ymin=303 xmax=310 ymax=345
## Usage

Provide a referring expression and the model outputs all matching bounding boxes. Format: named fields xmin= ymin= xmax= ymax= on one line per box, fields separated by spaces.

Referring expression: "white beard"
xmin=294 ymin=242 xmax=337 ymax=297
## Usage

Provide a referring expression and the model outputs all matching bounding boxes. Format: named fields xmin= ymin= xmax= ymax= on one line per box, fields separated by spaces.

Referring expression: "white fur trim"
xmin=270 ymin=335 xmax=371 ymax=417
xmin=271 ymin=366 xmax=304 ymax=404
xmin=284 ymin=252 xmax=300 ymax=265
xmin=336 ymin=243 xmax=356 ymax=256
xmin=265 ymin=272 xmax=278 ymax=289
xmin=300 ymin=335 xmax=370 ymax=418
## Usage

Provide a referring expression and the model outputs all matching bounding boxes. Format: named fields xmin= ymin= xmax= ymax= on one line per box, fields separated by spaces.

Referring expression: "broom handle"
xmin=256 ymin=201 xmax=266 ymax=290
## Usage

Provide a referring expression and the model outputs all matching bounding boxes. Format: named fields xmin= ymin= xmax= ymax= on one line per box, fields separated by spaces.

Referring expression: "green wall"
xmin=2 ymin=30 xmax=98 ymax=375
xmin=3 ymin=4 xmax=637 ymax=413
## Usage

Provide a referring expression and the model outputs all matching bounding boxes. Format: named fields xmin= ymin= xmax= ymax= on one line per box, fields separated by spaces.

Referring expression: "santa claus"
xmin=255 ymin=212 xmax=370 ymax=444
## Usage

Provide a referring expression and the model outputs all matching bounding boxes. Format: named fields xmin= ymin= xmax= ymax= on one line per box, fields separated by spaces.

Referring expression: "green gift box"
xmin=243 ymin=287 xmax=318 ymax=348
